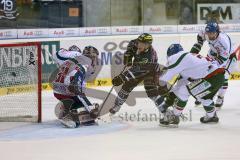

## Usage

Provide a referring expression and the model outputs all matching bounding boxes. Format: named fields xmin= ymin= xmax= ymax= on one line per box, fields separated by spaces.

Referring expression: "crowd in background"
xmin=0 ymin=0 xmax=240 ymax=29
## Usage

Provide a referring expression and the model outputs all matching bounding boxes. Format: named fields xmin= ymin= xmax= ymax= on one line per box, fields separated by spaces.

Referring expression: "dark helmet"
xmin=137 ymin=33 xmax=153 ymax=44
xmin=167 ymin=44 xmax=184 ymax=57
xmin=205 ymin=21 xmax=220 ymax=33
xmin=68 ymin=45 xmax=81 ymax=53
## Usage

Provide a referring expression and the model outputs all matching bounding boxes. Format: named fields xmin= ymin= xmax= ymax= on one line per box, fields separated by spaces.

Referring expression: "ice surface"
xmin=0 ymin=81 xmax=240 ymax=160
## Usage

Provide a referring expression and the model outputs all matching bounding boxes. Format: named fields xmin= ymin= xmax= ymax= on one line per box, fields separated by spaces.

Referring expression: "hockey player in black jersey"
xmin=109 ymin=33 xmax=165 ymax=114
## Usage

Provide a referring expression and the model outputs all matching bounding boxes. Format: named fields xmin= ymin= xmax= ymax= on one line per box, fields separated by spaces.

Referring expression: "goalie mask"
xmin=83 ymin=46 xmax=99 ymax=70
xmin=69 ymin=45 xmax=81 ymax=53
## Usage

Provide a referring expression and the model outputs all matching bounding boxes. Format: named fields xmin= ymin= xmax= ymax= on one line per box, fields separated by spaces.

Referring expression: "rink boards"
xmin=0 ymin=32 xmax=239 ymax=95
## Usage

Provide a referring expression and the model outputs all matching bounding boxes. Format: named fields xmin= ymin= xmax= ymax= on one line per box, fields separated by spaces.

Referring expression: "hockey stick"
xmin=168 ymin=75 xmax=180 ymax=91
xmin=97 ymin=65 xmax=127 ymax=117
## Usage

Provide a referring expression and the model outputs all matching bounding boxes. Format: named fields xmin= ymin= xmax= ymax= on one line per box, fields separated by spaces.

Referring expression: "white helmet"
xmin=83 ymin=46 xmax=99 ymax=67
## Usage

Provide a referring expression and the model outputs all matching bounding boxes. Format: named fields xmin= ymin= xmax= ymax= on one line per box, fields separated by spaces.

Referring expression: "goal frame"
xmin=0 ymin=42 xmax=42 ymax=122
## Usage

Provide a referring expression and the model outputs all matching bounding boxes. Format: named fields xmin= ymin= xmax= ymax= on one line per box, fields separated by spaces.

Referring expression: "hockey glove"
xmin=123 ymin=53 xmax=133 ymax=66
xmin=68 ymin=72 xmax=84 ymax=95
xmin=68 ymin=83 xmax=82 ymax=95
xmin=158 ymin=80 xmax=171 ymax=96
xmin=190 ymin=43 xmax=202 ymax=54
xmin=112 ymin=74 xmax=126 ymax=86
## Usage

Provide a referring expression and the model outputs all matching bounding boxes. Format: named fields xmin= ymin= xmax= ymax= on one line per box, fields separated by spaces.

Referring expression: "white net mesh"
xmin=0 ymin=43 xmax=41 ymax=122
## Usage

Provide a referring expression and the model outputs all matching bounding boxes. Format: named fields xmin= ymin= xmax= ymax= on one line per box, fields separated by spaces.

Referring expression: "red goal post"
xmin=0 ymin=42 xmax=42 ymax=122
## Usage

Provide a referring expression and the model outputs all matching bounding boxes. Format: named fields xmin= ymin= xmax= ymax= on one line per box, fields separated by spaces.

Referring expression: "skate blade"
xmin=159 ymin=123 xmax=178 ymax=128
xmin=81 ymin=121 xmax=98 ymax=126
xmin=201 ymin=121 xmax=219 ymax=124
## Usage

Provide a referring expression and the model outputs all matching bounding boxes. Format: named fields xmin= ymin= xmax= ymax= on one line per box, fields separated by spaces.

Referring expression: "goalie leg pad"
xmin=59 ymin=109 xmax=80 ymax=128
xmin=55 ymin=101 xmax=66 ymax=119
xmin=55 ymin=99 xmax=75 ymax=119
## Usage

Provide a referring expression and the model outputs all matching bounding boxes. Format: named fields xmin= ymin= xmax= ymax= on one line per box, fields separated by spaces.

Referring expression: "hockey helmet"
xmin=68 ymin=45 xmax=81 ymax=53
xmin=205 ymin=21 xmax=220 ymax=33
xmin=83 ymin=46 xmax=99 ymax=68
xmin=83 ymin=46 xmax=99 ymax=59
xmin=137 ymin=33 xmax=153 ymax=44
xmin=167 ymin=44 xmax=184 ymax=57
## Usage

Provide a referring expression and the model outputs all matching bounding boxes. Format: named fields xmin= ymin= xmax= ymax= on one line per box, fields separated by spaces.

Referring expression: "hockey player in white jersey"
xmin=157 ymin=44 xmax=225 ymax=126
xmin=191 ymin=21 xmax=237 ymax=108
xmin=52 ymin=46 xmax=99 ymax=128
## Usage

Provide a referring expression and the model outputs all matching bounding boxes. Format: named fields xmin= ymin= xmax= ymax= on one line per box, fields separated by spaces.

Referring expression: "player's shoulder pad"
xmin=167 ymin=52 xmax=189 ymax=69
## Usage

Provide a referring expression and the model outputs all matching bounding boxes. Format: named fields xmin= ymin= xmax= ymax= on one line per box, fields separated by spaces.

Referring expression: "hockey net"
xmin=0 ymin=42 xmax=41 ymax=122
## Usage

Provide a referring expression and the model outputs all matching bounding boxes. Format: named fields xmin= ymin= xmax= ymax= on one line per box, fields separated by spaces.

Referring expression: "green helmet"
xmin=137 ymin=33 xmax=153 ymax=44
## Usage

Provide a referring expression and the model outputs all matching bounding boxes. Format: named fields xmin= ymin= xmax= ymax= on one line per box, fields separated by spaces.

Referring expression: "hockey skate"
xmin=159 ymin=109 xmax=180 ymax=128
xmin=200 ymin=112 xmax=219 ymax=123
xmin=89 ymin=103 xmax=100 ymax=119
xmin=215 ymin=96 xmax=224 ymax=109
xmin=59 ymin=110 xmax=80 ymax=128
xmin=109 ymin=105 xmax=121 ymax=115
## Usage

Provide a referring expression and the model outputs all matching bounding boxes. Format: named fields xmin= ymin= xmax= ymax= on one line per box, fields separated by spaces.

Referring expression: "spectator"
xmin=179 ymin=0 xmax=193 ymax=24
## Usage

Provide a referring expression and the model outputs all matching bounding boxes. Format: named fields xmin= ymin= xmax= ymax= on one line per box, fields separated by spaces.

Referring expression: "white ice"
xmin=0 ymin=81 xmax=240 ymax=160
